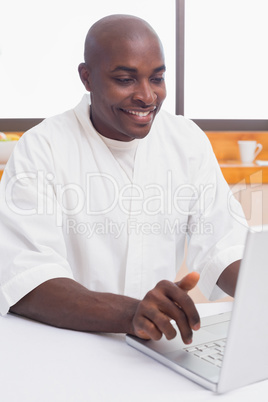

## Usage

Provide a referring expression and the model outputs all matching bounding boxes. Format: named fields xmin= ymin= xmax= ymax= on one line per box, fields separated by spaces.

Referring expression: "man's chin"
xmin=129 ymin=119 xmax=156 ymax=140
xmin=125 ymin=127 xmax=152 ymax=141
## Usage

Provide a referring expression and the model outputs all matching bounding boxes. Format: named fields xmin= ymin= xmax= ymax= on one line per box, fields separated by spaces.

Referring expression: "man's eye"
xmin=151 ymin=77 xmax=165 ymax=84
xmin=115 ymin=78 xmax=134 ymax=84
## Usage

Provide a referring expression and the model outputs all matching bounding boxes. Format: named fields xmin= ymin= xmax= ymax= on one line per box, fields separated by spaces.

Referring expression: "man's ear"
xmin=78 ymin=63 xmax=91 ymax=92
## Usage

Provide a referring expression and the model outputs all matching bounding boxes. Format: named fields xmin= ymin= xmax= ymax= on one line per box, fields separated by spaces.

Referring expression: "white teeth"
xmin=123 ymin=108 xmax=155 ymax=117
xmin=131 ymin=110 xmax=150 ymax=117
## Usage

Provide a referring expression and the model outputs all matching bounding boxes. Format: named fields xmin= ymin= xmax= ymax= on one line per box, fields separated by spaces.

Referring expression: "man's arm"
xmin=10 ymin=272 xmax=200 ymax=344
xmin=216 ymin=260 xmax=241 ymax=297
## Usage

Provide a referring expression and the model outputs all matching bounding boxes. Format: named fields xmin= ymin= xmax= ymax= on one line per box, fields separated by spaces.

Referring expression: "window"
xmin=0 ymin=0 xmax=176 ymax=131
xmin=176 ymin=0 xmax=268 ymax=130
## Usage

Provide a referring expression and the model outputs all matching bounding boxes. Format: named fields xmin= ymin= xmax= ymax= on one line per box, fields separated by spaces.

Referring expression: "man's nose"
xmin=132 ymin=80 xmax=157 ymax=105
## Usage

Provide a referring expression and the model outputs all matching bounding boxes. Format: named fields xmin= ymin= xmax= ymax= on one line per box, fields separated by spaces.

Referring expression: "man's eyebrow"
xmin=154 ymin=65 xmax=166 ymax=73
xmin=110 ymin=65 xmax=166 ymax=74
xmin=110 ymin=66 xmax=137 ymax=73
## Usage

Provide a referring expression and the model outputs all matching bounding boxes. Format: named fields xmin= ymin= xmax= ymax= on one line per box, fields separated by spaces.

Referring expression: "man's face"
xmin=87 ymin=36 xmax=166 ymax=141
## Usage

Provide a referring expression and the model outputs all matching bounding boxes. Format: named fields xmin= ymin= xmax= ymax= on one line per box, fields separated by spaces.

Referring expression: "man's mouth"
xmin=121 ymin=107 xmax=156 ymax=117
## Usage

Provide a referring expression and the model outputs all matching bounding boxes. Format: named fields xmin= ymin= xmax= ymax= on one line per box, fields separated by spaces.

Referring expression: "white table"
xmin=1 ymin=302 xmax=267 ymax=402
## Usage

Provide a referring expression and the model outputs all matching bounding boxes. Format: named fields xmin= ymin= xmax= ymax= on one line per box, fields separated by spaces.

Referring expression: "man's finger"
xmin=176 ymin=272 xmax=200 ymax=292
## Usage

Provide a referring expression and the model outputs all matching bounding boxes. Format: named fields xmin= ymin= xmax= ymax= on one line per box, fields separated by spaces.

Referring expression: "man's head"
xmin=78 ymin=15 xmax=166 ymax=141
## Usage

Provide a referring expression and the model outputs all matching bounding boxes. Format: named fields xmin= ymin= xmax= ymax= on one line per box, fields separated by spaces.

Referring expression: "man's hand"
xmin=10 ymin=273 xmax=200 ymax=343
xmin=131 ymin=272 xmax=200 ymax=344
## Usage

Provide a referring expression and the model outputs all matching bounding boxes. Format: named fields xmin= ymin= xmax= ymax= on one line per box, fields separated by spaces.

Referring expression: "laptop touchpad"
xmin=202 ymin=321 xmax=229 ymax=337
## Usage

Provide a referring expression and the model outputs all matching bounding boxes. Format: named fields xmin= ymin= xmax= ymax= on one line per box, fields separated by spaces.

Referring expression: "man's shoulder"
xmin=26 ymin=108 xmax=77 ymax=139
xmin=23 ymin=95 xmax=89 ymax=144
xmin=17 ymin=111 xmax=84 ymax=162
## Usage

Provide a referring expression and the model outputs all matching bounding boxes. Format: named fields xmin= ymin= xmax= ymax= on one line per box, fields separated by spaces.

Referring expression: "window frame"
xmin=1 ymin=1 xmax=267 ymax=132
xmin=176 ymin=0 xmax=268 ymax=131
xmin=0 ymin=119 xmax=43 ymax=132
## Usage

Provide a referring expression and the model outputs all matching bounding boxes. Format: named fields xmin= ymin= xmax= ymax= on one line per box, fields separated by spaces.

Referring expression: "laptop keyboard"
xmin=184 ymin=338 xmax=226 ymax=368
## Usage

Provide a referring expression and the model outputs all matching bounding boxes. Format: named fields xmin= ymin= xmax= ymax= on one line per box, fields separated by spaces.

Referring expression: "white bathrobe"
xmin=0 ymin=95 xmax=247 ymax=314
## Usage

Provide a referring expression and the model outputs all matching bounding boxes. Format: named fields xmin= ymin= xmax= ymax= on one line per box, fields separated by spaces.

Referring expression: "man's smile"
xmin=120 ymin=107 xmax=157 ymax=123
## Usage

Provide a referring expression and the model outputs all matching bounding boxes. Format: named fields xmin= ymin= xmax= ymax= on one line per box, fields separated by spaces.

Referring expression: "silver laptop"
xmin=126 ymin=226 xmax=268 ymax=393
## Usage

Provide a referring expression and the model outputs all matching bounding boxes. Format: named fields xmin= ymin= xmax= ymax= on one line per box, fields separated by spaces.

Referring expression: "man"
xmin=0 ymin=15 xmax=247 ymax=344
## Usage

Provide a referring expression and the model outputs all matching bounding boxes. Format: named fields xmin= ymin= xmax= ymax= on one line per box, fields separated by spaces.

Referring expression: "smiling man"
xmin=0 ymin=15 xmax=247 ymax=343
xmin=78 ymin=16 xmax=166 ymax=141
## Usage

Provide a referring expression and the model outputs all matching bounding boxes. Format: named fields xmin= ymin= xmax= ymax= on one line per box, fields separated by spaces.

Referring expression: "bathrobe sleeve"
xmin=184 ymin=121 xmax=248 ymax=300
xmin=0 ymin=130 xmax=74 ymax=315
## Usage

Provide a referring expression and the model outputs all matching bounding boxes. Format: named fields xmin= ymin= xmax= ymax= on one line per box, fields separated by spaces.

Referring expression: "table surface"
xmin=1 ymin=302 xmax=267 ymax=402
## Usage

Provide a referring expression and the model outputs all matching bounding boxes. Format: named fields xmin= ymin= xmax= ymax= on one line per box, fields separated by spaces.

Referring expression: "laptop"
xmin=126 ymin=225 xmax=268 ymax=393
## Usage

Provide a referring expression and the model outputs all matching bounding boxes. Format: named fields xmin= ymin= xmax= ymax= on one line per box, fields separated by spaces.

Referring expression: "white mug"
xmin=238 ymin=140 xmax=263 ymax=164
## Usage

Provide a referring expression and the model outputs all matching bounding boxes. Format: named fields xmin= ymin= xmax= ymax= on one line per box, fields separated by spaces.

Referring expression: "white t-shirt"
xmin=98 ymin=132 xmax=139 ymax=181
xmin=0 ymin=95 xmax=248 ymax=315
